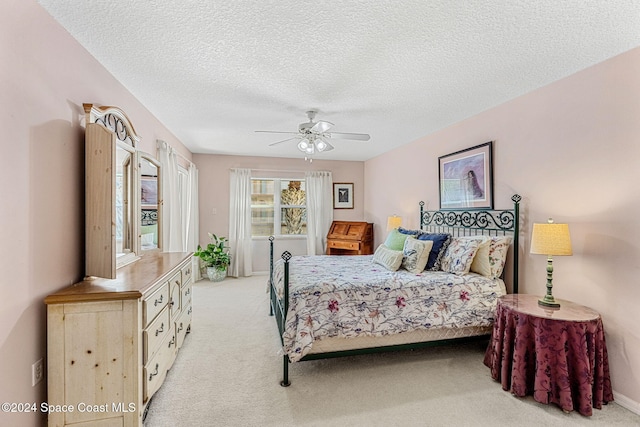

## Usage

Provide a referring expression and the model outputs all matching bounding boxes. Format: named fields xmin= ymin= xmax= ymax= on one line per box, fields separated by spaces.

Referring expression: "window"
xmin=251 ymin=179 xmax=306 ymax=237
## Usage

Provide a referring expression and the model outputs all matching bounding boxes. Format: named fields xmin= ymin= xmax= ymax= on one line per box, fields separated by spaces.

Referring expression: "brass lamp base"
xmin=538 ymin=295 xmax=560 ymax=308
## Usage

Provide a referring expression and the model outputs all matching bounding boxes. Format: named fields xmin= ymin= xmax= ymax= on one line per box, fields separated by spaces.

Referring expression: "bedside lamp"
xmin=386 ymin=215 xmax=402 ymax=231
xmin=530 ymin=218 xmax=572 ymax=308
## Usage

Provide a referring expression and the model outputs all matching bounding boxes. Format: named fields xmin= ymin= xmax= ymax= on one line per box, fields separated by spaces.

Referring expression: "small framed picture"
xmin=333 ymin=183 xmax=354 ymax=209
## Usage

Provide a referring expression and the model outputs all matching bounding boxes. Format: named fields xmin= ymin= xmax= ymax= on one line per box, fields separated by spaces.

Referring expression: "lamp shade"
xmin=530 ymin=221 xmax=572 ymax=256
xmin=386 ymin=215 xmax=402 ymax=231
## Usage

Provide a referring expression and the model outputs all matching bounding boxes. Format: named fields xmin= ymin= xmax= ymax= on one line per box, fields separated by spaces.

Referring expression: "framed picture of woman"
xmin=438 ymin=141 xmax=493 ymax=210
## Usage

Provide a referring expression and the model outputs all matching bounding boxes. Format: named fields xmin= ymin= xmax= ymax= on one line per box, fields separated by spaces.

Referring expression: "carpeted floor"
xmin=144 ymin=275 xmax=639 ymax=427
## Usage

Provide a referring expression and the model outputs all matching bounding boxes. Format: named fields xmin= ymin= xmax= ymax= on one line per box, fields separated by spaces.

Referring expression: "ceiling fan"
xmin=255 ymin=110 xmax=370 ymax=158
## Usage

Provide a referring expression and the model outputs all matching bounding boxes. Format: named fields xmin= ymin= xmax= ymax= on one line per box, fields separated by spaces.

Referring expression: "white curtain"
xmin=157 ymin=140 xmax=183 ymax=252
xmin=185 ymin=164 xmax=199 ymax=279
xmin=185 ymin=164 xmax=199 ymax=251
xmin=229 ymin=168 xmax=253 ymax=277
xmin=305 ymin=171 xmax=333 ymax=255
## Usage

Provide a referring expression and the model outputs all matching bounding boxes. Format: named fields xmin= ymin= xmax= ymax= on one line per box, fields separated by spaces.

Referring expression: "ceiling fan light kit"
xmin=256 ymin=110 xmax=370 ymax=160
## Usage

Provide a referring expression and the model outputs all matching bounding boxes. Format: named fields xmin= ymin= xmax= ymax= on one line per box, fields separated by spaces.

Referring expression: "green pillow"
xmin=384 ymin=228 xmax=409 ymax=251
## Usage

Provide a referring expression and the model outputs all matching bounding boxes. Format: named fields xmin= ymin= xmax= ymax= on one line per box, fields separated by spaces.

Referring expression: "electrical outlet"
xmin=32 ymin=358 xmax=44 ymax=386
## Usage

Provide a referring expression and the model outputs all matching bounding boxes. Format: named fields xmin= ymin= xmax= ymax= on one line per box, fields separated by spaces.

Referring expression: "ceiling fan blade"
xmin=255 ymin=130 xmax=300 ymax=135
xmin=328 ymin=132 xmax=370 ymax=141
xmin=310 ymin=120 xmax=333 ymax=133
xmin=268 ymin=136 xmax=300 ymax=146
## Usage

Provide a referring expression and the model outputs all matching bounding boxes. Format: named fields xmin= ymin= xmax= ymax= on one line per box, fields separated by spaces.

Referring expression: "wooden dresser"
xmin=45 ymin=252 xmax=193 ymax=427
xmin=326 ymin=221 xmax=374 ymax=255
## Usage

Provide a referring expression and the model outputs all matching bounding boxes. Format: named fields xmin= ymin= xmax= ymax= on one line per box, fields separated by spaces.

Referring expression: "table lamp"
xmin=386 ymin=215 xmax=402 ymax=231
xmin=530 ymin=218 xmax=572 ymax=308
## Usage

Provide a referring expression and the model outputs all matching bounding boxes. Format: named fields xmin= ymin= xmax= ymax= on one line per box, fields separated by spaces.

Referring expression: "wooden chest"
xmin=326 ymin=221 xmax=374 ymax=255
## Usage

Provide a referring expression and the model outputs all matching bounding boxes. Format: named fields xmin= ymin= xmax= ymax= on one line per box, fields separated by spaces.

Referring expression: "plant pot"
xmin=206 ymin=267 xmax=227 ymax=282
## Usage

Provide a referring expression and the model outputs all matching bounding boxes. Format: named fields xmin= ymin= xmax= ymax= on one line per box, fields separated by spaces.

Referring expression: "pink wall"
xmin=0 ymin=2 xmax=191 ymax=426
xmin=193 ymin=153 xmax=365 ymax=245
xmin=365 ymin=47 xmax=640 ymax=407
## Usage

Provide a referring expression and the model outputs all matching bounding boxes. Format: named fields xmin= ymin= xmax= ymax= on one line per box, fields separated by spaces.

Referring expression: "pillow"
xmin=401 ymin=237 xmax=434 ymax=274
xmin=466 ymin=236 xmax=492 ymax=277
xmin=372 ymin=244 xmax=404 ymax=271
xmin=141 ymin=233 xmax=155 ymax=247
xmin=397 ymin=227 xmax=421 ymax=236
xmin=416 ymin=233 xmax=452 ymax=271
xmin=140 ymin=224 xmax=158 ymax=245
xmin=441 ymin=237 xmax=483 ymax=275
xmin=384 ymin=228 xmax=410 ymax=251
xmin=488 ymin=236 xmax=513 ymax=278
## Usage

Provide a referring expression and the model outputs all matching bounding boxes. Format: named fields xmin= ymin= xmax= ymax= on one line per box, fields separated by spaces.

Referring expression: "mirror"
xmin=139 ymin=153 xmax=162 ymax=251
xmin=116 ymin=144 xmax=135 ymax=258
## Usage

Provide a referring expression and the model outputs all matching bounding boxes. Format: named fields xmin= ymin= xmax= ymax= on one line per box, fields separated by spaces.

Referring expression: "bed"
xmin=269 ymin=194 xmax=521 ymax=386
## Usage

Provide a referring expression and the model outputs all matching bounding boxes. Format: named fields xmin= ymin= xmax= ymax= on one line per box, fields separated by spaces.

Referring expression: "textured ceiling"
xmin=38 ymin=1 xmax=640 ymax=161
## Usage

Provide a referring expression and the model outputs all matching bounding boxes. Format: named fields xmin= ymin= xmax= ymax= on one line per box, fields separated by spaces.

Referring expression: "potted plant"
xmin=194 ymin=233 xmax=230 ymax=282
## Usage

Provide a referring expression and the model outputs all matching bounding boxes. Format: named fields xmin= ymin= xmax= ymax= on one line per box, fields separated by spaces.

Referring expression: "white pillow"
xmin=401 ymin=237 xmax=434 ymax=274
xmin=488 ymin=236 xmax=513 ymax=278
xmin=141 ymin=233 xmax=155 ymax=246
xmin=441 ymin=237 xmax=483 ymax=275
xmin=469 ymin=236 xmax=492 ymax=277
xmin=372 ymin=244 xmax=404 ymax=271
xmin=468 ymin=236 xmax=513 ymax=278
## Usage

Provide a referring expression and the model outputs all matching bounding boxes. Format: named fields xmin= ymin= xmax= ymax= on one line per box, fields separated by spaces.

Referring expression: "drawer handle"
xmin=148 ymin=363 xmax=159 ymax=381
xmin=177 ymin=323 xmax=183 ymax=333
xmin=155 ymin=323 xmax=164 ymax=336
xmin=170 ymin=299 xmax=175 ymax=307
xmin=168 ymin=336 xmax=175 ymax=348
xmin=187 ymin=307 xmax=192 ymax=315
xmin=154 ymin=294 xmax=164 ymax=306
xmin=185 ymin=288 xmax=191 ymax=296
xmin=186 ymin=268 xmax=191 ymax=275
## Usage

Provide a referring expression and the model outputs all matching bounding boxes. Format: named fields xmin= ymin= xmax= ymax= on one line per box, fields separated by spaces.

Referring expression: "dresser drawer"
xmin=143 ymin=282 xmax=170 ymax=327
xmin=144 ymin=334 xmax=168 ymax=402
xmin=181 ymin=261 xmax=193 ymax=284
xmin=181 ymin=281 xmax=192 ymax=307
xmin=144 ymin=306 xmax=170 ymax=364
xmin=166 ymin=328 xmax=178 ymax=370
xmin=169 ymin=279 xmax=181 ymax=320
xmin=328 ymin=240 xmax=361 ymax=250
xmin=176 ymin=303 xmax=192 ymax=349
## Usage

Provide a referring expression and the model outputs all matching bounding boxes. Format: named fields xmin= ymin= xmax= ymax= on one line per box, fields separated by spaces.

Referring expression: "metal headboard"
xmin=420 ymin=194 xmax=521 ymax=293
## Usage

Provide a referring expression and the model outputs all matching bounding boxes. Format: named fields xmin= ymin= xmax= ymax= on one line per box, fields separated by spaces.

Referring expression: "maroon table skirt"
xmin=483 ymin=295 xmax=613 ymax=416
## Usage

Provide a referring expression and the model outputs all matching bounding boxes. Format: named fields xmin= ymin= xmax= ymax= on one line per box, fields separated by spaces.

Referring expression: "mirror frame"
xmin=84 ymin=103 xmax=143 ymax=278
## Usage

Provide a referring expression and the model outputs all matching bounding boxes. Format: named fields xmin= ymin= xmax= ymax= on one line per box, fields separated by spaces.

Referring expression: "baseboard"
xmin=613 ymin=390 xmax=640 ymax=415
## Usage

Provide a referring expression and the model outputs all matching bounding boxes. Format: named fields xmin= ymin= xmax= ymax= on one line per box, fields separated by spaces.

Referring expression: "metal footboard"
xmin=268 ymin=236 xmax=291 ymax=386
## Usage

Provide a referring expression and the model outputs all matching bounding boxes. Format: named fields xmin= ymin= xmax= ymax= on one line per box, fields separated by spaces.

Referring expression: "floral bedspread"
xmin=273 ymin=255 xmax=506 ymax=362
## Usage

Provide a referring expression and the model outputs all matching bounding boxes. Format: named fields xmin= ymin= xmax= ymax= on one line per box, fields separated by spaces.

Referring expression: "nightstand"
xmin=483 ymin=294 xmax=613 ymax=416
